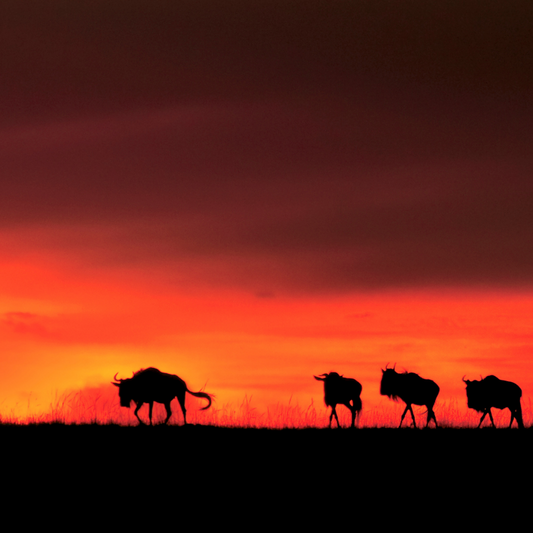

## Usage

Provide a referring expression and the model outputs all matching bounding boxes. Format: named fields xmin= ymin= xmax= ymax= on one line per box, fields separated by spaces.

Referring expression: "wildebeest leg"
xmin=427 ymin=408 xmax=438 ymax=428
xmin=514 ymin=405 xmax=524 ymax=429
xmin=487 ymin=408 xmax=496 ymax=428
xmin=509 ymin=408 xmax=522 ymax=428
xmin=349 ymin=405 xmax=357 ymax=428
xmin=163 ymin=401 xmax=172 ymax=424
xmin=408 ymin=405 xmax=417 ymax=428
xmin=148 ymin=401 xmax=154 ymax=426
xmin=176 ymin=388 xmax=187 ymax=425
xmin=478 ymin=409 xmax=495 ymax=428
xmin=330 ymin=405 xmax=341 ymax=428
xmin=134 ymin=401 xmax=145 ymax=425
xmin=399 ymin=405 xmax=407 ymax=427
xmin=400 ymin=405 xmax=416 ymax=428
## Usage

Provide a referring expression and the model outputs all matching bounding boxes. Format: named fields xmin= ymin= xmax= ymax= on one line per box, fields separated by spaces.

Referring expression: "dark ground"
xmin=3 ymin=424 xmax=529 ymax=526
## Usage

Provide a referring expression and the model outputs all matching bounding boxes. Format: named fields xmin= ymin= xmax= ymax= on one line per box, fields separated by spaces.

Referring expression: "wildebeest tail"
xmin=186 ymin=389 xmax=213 ymax=410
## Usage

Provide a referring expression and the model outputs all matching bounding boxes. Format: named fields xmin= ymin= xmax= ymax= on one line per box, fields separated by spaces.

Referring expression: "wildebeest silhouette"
xmin=314 ymin=372 xmax=362 ymax=428
xmin=112 ymin=367 xmax=213 ymax=425
xmin=380 ymin=365 xmax=439 ymax=428
xmin=463 ymin=375 xmax=524 ymax=429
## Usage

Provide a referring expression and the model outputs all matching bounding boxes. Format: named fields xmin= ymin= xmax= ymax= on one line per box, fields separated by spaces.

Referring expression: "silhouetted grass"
xmin=3 ymin=387 xmax=532 ymax=428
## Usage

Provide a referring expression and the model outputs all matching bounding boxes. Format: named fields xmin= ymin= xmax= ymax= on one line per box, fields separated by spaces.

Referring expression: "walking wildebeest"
xmin=380 ymin=365 xmax=440 ymax=428
xmin=314 ymin=372 xmax=362 ymax=428
xmin=463 ymin=375 xmax=524 ymax=429
xmin=112 ymin=367 xmax=213 ymax=425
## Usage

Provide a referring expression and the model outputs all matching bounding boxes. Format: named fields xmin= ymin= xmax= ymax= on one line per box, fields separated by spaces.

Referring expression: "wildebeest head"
xmin=314 ymin=372 xmax=342 ymax=383
xmin=380 ymin=365 xmax=401 ymax=400
xmin=463 ymin=375 xmax=499 ymax=412
xmin=112 ymin=373 xmax=134 ymax=407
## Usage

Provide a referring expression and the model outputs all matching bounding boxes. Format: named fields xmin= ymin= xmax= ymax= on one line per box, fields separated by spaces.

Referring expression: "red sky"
xmin=1 ymin=1 xmax=533 ymax=423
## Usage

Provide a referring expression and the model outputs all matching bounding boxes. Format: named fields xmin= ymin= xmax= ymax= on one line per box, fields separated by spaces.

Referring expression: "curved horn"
xmin=113 ymin=372 xmax=123 ymax=383
xmin=462 ymin=375 xmax=467 ymax=383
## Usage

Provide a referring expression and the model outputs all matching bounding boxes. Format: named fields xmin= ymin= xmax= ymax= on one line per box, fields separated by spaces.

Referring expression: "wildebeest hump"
xmin=390 ymin=372 xmax=439 ymax=407
xmin=485 ymin=377 xmax=521 ymax=409
xmin=131 ymin=368 xmax=185 ymax=402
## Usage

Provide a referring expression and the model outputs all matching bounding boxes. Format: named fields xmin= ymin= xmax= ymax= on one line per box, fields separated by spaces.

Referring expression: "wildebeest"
xmin=463 ymin=375 xmax=524 ymax=429
xmin=112 ymin=367 xmax=213 ymax=425
xmin=314 ymin=372 xmax=362 ymax=428
xmin=380 ymin=365 xmax=440 ymax=428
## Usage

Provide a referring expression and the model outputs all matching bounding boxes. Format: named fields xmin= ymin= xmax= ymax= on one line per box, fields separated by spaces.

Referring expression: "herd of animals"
xmin=112 ymin=365 xmax=526 ymax=429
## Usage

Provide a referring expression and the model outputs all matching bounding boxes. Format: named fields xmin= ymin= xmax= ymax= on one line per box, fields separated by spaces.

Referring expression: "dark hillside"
xmin=4 ymin=424 xmax=528 ymax=527
xmin=5 ymin=423 xmax=530 ymax=477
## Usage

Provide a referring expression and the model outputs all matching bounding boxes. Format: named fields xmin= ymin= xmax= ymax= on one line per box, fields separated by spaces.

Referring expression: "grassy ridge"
xmin=4 ymin=422 xmax=531 ymax=466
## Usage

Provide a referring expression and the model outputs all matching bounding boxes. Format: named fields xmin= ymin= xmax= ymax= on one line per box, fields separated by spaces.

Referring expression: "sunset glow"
xmin=1 ymin=2 xmax=533 ymax=427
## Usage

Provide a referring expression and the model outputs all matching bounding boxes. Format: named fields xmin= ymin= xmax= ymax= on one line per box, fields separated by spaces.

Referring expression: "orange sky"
xmin=1 ymin=2 xmax=533 ymax=424
xmin=0 ymin=235 xmax=531 ymax=421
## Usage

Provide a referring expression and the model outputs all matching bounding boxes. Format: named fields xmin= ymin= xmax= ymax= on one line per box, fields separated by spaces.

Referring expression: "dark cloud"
xmin=2 ymin=1 xmax=533 ymax=119
xmin=2 ymin=1 xmax=533 ymax=293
